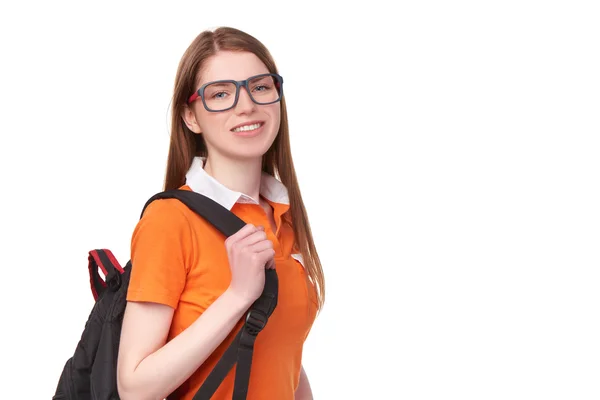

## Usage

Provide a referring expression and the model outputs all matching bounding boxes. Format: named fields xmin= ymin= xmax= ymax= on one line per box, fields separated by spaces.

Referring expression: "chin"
xmin=233 ymin=135 xmax=276 ymax=156
xmin=222 ymin=143 xmax=272 ymax=162
xmin=236 ymin=148 xmax=272 ymax=161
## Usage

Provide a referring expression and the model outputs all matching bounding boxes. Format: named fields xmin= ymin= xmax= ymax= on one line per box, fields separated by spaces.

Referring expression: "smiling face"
xmin=182 ymin=50 xmax=282 ymax=163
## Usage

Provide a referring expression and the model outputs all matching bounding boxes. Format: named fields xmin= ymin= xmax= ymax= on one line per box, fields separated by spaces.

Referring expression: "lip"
xmin=231 ymin=122 xmax=265 ymax=138
xmin=230 ymin=120 xmax=265 ymax=131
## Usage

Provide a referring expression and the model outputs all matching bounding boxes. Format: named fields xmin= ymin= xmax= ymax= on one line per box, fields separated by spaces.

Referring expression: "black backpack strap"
xmin=141 ymin=189 xmax=246 ymax=236
xmin=195 ymin=269 xmax=278 ymax=400
xmin=142 ymin=189 xmax=278 ymax=400
xmin=232 ymin=269 xmax=278 ymax=400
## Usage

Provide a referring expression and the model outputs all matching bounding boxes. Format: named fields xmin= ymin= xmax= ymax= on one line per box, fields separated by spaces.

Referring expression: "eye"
xmin=204 ymin=82 xmax=236 ymax=101
xmin=252 ymin=83 xmax=273 ymax=93
xmin=212 ymin=91 xmax=228 ymax=99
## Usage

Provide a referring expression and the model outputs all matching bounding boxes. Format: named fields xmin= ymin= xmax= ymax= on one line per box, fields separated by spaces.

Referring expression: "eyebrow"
xmin=251 ymin=76 xmax=271 ymax=83
xmin=200 ymin=73 xmax=272 ymax=86
xmin=204 ymin=81 xmax=234 ymax=88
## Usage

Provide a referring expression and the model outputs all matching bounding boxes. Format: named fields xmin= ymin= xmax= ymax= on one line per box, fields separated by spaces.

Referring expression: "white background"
xmin=1 ymin=1 xmax=599 ymax=399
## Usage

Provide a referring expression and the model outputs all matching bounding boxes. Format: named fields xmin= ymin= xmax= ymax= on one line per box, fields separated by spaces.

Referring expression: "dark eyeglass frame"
xmin=187 ymin=73 xmax=284 ymax=112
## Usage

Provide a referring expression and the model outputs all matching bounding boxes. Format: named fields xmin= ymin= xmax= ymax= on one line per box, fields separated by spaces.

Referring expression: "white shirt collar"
xmin=185 ymin=157 xmax=290 ymax=210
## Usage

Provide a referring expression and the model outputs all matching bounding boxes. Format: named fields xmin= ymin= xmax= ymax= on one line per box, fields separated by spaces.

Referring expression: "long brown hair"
xmin=163 ymin=27 xmax=325 ymax=311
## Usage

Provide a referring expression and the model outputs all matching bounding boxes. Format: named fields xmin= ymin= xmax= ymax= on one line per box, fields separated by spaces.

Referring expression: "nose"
xmin=234 ymin=86 xmax=256 ymax=114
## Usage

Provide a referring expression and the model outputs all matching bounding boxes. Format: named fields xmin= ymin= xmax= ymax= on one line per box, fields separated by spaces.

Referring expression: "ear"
xmin=181 ymin=105 xmax=202 ymax=134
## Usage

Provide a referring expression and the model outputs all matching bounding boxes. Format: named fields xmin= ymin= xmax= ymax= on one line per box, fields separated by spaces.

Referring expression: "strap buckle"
xmin=244 ymin=309 xmax=267 ymax=335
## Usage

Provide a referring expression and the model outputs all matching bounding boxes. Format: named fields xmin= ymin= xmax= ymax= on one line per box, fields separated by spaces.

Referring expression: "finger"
xmin=239 ymin=230 xmax=269 ymax=247
xmin=264 ymin=258 xmax=272 ymax=269
xmin=256 ymin=248 xmax=276 ymax=266
xmin=226 ymin=224 xmax=257 ymax=245
xmin=248 ymin=237 xmax=273 ymax=253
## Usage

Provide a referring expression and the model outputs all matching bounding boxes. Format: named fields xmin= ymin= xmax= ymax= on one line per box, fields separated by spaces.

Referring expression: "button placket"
xmin=252 ymin=204 xmax=283 ymax=259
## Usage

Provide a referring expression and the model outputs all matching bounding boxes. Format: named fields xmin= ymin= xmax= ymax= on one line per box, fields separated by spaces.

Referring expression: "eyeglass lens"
xmin=203 ymin=75 xmax=281 ymax=111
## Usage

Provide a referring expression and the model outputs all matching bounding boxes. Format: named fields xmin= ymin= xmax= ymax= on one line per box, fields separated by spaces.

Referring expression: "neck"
xmin=203 ymin=155 xmax=263 ymax=202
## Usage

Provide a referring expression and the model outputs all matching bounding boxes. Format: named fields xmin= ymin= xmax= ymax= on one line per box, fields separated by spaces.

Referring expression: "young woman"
xmin=115 ymin=27 xmax=325 ymax=400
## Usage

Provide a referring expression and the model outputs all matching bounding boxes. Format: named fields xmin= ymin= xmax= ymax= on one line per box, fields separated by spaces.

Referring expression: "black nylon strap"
xmin=232 ymin=332 xmax=256 ymax=400
xmin=232 ymin=268 xmax=278 ymax=400
xmin=192 ymin=329 xmax=244 ymax=398
xmin=142 ymin=189 xmax=246 ymax=237
xmin=143 ymin=189 xmax=279 ymax=400
xmin=193 ymin=270 xmax=278 ymax=400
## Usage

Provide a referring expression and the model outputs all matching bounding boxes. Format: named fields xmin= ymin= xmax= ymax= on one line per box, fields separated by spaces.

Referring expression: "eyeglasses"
xmin=188 ymin=73 xmax=284 ymax=112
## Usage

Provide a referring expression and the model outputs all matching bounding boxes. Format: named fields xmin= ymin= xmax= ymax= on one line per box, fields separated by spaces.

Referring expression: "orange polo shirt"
xmin=126 ymin=157 xmax=318 ymax=399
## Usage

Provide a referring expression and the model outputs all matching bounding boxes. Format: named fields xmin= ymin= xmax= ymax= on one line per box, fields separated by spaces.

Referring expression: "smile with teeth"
xmin=232 ymin=122 xmax=263 ymax=132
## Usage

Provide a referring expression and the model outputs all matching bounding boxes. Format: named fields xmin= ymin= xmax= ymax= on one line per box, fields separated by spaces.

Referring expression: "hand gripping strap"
xmin=143 ymin=190 xmax=279 ymax=399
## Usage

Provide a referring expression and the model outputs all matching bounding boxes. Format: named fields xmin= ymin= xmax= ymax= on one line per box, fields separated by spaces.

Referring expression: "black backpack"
xmin=53 ymin=189 xmax=278 ymax=400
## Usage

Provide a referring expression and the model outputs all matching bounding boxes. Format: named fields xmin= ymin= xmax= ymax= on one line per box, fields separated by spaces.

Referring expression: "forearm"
xmin=294 ymin=365 xmax=314 ymax=400
xmin=118 ymin=289 xmax=251 ymax=400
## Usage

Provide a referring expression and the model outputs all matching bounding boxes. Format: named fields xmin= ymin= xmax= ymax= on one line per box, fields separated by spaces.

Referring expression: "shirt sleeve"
xmin=126 ymin=198 xmax=194 ymax=309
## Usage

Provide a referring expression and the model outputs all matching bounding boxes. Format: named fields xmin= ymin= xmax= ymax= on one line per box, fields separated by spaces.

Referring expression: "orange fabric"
xmin=127 ymin=185 xmax=318 ymax=399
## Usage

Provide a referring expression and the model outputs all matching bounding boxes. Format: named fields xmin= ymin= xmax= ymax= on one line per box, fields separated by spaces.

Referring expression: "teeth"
xmin=233 ymin=123 xmax=262 ymax=132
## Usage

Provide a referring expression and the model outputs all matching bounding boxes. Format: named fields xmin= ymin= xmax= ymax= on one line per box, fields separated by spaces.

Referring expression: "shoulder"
xmin=138 ymin=186 xmax=195 ymax=225
xmin=127 ymin=189 xmax=198 ymax=307
xmin=131 ymin=187 xmax=200 ymax=248
xmin=141 ymin=198 xmax=190 ymax=224
xmin=133 ymin=186 xmax=230 ymax=245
